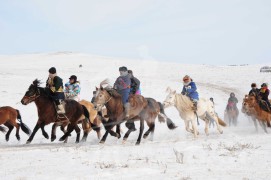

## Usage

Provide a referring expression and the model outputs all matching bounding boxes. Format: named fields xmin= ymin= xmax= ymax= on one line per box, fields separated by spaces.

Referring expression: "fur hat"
xmin=48 ymin=67 xmax=56 ymax=74
xmin=119 ymin=66 xmax=128 ymax=72
xmin=183 ymin=75 xmax=191 ymax=82
xmin=261 ymin=83 xmax=267 ymax=87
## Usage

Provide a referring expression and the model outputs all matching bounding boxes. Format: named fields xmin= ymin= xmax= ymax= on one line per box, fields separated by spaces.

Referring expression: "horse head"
xmin=21 ymin=79 xmax=41 ymax=105
xmin=242 ymin=94 xmax=256 ymax=115
xmin=93 ymin=86 xmax=112 ymax=111
xmin=163 ymin=87 xmax=176 ymax=108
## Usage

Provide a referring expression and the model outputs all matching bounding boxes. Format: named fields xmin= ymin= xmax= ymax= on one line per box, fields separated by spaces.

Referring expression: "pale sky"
xmin=0 ymin=0 xmax=271 ymax=65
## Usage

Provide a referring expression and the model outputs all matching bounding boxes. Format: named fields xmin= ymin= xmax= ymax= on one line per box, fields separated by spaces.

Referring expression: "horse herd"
xmin=1 ymin=78 xmax=268 ymax=146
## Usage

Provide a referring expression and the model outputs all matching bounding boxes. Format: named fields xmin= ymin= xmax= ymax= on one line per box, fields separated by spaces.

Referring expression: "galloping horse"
xmin=21 ymin=79 xmax=89 ymax=143
xmin=242 ymin=94 xmax=271 ymax=133
xmin=163 ymin=87 xmax=226 ymax=138
xmin=93 ymin=86 xmax=148 ymax=145
xmin=0 ymin=106 xmax=31 ymax=141
xmin=92 ymin=88 xmax=177 ymax=144
xmin=224 ymin=103 xmax=239 ymax=126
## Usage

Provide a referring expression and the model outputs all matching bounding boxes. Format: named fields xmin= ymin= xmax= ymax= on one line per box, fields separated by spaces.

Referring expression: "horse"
xmin=50 ymin=99 xmax=102 ymax=143
xmin=21 ymin=79 xmax=90 ymax=144
xmin=163 ymin=87 xmax=226 ymax=138
xmin=0 ymin=106 xmax=31 ymax=141
xmin=224 ymin=103 xmax=239 ymax=126
xmin=92 ymin=88 xmax=177 ymax=143
xmin=242 ymin=94 xmax=271 ymax=133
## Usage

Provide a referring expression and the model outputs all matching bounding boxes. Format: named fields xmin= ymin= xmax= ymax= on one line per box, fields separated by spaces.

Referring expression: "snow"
xmin=0 ymin=53 xmax=271 ymax=180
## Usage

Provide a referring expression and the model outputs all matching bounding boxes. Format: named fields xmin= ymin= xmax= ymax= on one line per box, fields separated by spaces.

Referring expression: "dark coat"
xmin=46 ymin=76 xmax=64 ymax=101
xmin=130 ymin=76 xmax=140 ymax=94
xmin=259 ymin=88 xmax=270 ymax=101
xmin=249 ymin=88 xmax=260 ymax=96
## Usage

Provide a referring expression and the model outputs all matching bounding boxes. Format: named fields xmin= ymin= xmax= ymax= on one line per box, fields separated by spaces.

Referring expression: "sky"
xmin=0 ymin=0 xmax=271 ymax=65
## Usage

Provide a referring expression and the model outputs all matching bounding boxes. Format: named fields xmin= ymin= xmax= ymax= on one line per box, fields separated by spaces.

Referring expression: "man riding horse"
xmin=46 ymin=67 xmax=65 ymax=114
xmin=226 ymin=92 xmax=238 ymax=111
xmin=181 ymin=75 xmax=199 ymax=111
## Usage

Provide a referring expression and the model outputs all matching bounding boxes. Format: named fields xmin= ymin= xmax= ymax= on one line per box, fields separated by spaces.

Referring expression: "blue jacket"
xmin=182 ymin=81 xmax=199 ymax=100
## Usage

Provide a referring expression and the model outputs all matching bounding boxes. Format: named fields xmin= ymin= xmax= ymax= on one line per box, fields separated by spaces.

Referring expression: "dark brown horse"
xmin=21 ymin=79 xmax=89 ymax=143
xmin=0 ymin=106 xmax=31 ymax=141
xmin=93 ymin=86 xmax=177 ymax=145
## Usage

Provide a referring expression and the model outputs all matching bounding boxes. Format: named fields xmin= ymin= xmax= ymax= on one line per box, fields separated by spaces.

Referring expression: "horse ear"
xmin=96 ymin=87 xmax=98 ymax=91
xmin=100 ymin=86 xmax=104 ymax=90
xmin=166 ymin=87 xmax=172 ymax=93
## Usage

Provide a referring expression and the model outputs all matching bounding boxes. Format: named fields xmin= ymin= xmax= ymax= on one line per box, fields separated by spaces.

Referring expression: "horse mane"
xmin=32 ymin=79 xmax=51 ymax=98
xmin=104 ymin=87 xmax=121 ymax=99
xmin=175 ymin=93 xmax=193 ymax=111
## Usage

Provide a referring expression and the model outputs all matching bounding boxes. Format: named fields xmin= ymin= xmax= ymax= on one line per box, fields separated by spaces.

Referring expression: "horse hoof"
xmin=220 ymin=131 xmax=223 ymax=134
xmin=5 ymin=137 xmax=9 ymax=142
xmin=75 ymin=141 xmax=79 ymax=144
xmin=135 ymin=141 xmax=140 ymax=145
xmin=59 ymin=137 xmax=65 ymax=141
xmin=16 ymin=135 xmax=20 ymax=141
xmin=43 ymin=134 xmax=49 ymax=139
xmin=117 ymin=134 xmax=121 ymax=139
xmin=143 ymin=135 xmax=148 ymax=139
xmin=26 ymin=140 xmax=31 ymax=144
xmin=99 ymin=140 xmax=105 ymax=144
xmin=122 ymin=140 xmax=127 ymax=144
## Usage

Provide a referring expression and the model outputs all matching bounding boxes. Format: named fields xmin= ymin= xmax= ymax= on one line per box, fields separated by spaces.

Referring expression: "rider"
xmin=226 ymin=92 xmax=238 ymax=111
xmin=114 ymin=66 xmax=131 ymax=118
xmin=258 ymin=83 xmax=271 ymax=109
xmin=249 ymin=83 xmax=260 ymax=97
xmin=128 ymin=70 xmax=141 ymax=95
xmin=64 ymin=75 xmax=81 ymax=102
xmin=181 ymin=75 xmax=199 ymax=111
xmin=46 ymin=67 xmax=65 ymax=114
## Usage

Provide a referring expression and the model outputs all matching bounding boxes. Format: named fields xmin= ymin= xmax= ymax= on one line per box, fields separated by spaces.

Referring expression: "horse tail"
xmin=218 ymin=116 xmax=227 ymax=127
xmin=158 ymin=102 xmax=177 ymax=129
xmin=16 ymin=109 xmax=31 ymax=135
xmin=0 ymin=126 xmax=7 ymax=133
xmin=82 ymin=105 xmax=99 ymax=131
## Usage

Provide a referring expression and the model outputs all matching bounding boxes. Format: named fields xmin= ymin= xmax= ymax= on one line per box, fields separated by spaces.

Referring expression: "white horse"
xmin=162 ymin=87 xmax=226 ymax=138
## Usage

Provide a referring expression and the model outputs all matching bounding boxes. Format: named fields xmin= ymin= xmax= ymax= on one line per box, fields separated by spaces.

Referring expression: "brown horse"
xmin=242 ymin=94 xmax=271 ymax=133
xmin=93 ymin=86 xmax=177 ymax=145
xmin=224 ymin=106 xmax=239 ymax=126
xmin=0 ymin=106 xmax=31 ymax=141
xmin=21 ymin=79 xmax=89 ymax=143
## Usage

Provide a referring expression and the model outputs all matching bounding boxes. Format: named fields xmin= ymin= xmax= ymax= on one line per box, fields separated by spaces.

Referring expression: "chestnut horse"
xmin=0 ymin=106 xmax=31 ymax=141
xmin=21 ymin=79 xmax=89 ymax=143
xmin=242 ymin=94 xmax=271 ymax=133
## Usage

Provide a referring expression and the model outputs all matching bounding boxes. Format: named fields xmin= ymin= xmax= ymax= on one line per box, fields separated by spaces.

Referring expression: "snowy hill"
xmin=0 ymin=53 xmax=270 ymax=179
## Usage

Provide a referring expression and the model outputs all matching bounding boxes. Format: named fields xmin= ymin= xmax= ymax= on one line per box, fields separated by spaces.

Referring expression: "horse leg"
xmin=100 ymin=130 xmax=109 ymax=144
xmin=51 ymin=123 xmax=58 ymax=142
xmin=209 ymin=112 xmax=223 ymax=134
xmin=191 ymin=119 xmax=198 ymax=138
xmin=136 ymin=118 xmax=144 ymax=145
xmin=26 ymin=123 xmax=41 ymax=144
xmin=40 ymin=123 xmax=49 ymax=139
xmin=4 ymin=122 xmax=13 ymax=142
xmin=143 ymin=120 xmax=155 ymax=139
xmin=123 ymin=129 xmax=134 ymax=143
xmin=259 ymin=121 xmax=268 ymax=133
xmin=116 ymin=124 xmax=121 ymax=139
xmin=59 ymin=124 xmax=75 ymax=142
xmin=74 ymin=124 xmax=81 ymax=143
xmin=184 ymin=120 xmax=193 ymax=134
xmin=15 ymin=123 xmax=21 ymax=141
xmin=204 ymin=118 xmax=210 ymax=136
xmin=81 ymin=120 xmax=90 ymax=142
xmin=252 ymin=117 xmax=258 ymax=133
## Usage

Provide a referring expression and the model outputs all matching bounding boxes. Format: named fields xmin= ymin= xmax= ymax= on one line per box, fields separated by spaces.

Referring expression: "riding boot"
xmin=192 ymin=101 xmax=198 ymax=111
xmin=124 ymin=103 xmax=130 ymax=119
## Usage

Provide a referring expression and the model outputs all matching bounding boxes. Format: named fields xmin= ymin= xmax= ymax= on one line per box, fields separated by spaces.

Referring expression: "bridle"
xmin=23 ymin=88 xmax=40 ymax=103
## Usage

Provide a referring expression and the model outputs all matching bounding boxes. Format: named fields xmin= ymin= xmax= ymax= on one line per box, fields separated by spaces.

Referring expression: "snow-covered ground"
xmin=0 ymin=53 xmax=271 ymax=180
